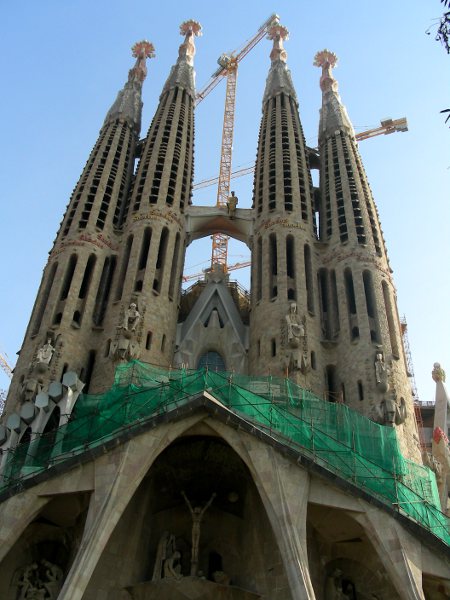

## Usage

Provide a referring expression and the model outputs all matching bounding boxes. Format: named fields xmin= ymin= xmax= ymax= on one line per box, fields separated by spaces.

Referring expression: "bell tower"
xmin=93 ymin=21 xmax=202 ymax=385
xmin=6 ymin=41 xmax=154 ymax=409
xmin=248 ymin=23 xmax=321 ymax=391
xmin=314 ymin=50 xmax=421 ymax=459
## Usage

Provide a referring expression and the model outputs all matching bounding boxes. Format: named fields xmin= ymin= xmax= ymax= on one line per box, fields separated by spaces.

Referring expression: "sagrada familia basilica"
xmin=0 ymin=17 xmax=448 ymax=600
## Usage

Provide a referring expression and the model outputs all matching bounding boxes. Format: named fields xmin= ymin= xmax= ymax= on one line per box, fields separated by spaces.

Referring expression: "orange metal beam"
xmin=195 ymin=14 xmax=279 ymax=107
xmin=192 ymin=117 xmax=408 ymax=191
xmin=0 ymin=352 xmax=13 ymax=379
xmin=210 ymin=63 xmax=238 ymax=270
xmin=355 ymin=117 xmax=408 ymax=142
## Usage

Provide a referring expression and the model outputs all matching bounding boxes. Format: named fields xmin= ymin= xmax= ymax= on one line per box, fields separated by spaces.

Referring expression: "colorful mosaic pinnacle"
xmin=432 ymin=362 xmax=446 ymax=383
xmin=132 ymin=40 xmax=155 ymax=60
xmin=267 ymin=22 xmax=289 ymax=63
xmin=180 ymin=19 xmax=202 ymax=37
xmin=127 ymin=40 xmax=155 ymax=83
xmin=177 ymin=20 xmax=202 ymax=67
xmin=314 ymin=49 xmax=339 ymax=93
xmin=267 ymin=22 xmax=289 ymax=42
xmin=313 ymin=48 xmax=338 ymax=69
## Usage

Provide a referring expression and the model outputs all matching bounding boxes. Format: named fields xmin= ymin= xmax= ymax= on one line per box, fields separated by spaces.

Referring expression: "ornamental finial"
xmin=314 ymin=49 xmax=339 ymax=93
xmin=267 ymin=21 xmax=289 ymax=63
xmin=432 ymin=362 xmax=446 ymax=383
xmin=178 ymin=20 xmax=202 ymax=66
xmin=129 ymin=40 xmax=155 ymax=83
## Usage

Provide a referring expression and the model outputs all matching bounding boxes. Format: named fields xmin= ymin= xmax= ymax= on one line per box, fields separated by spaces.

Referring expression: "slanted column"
xmin=430 ymin=363 xmax=450 ymax=512
xmin=246 ymin=446 xmax=316 ymax=598
xmin=249 ymin=22 xmax=322 ymax=393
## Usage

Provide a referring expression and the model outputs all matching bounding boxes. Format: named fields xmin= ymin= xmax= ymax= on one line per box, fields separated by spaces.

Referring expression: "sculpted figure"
xmin=226 ymin=191 xmax=238 ymax=218
xmin=17 ymin=563 xmax=42 ymax=600
xmin=152 ymin=531 xmax=176 ymax=581
xmin=380 ymin=393 xmax=406 ymax=426
xmin=21 ymin=378 xmax=42 ymax=403
xmin=285 ymin=303 xmax=305 ymax=347
xmin=182 ymin=490 xmax=216 ymax=576
xmin=41 ymin=559 xmax=63 ymax=597
xmin=18 ymin=559 xmax=64 ymax=600
xmin=374 ymin=351 xmax=389 ymax=392
xmin=36 ymin=339 xmax=55 ymax=365
xmin=123 ymin=303 xmax=141 ymax=332
xmin=163 ymin=550 xmax=183 ymax=580
xmin=111 ymin=338 xmax=140 ymax=362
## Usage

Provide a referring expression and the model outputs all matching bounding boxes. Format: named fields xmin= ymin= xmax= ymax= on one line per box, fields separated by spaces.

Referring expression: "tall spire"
xmin=104 ymin=40 xmax=155 ymax=132
xmin=262 ymin=22 xmax=297 ymax=105
xmin=162 ymin=19 xmax=202 ymax=97
xmin=314 ymin=49 xmax=354 ymax=139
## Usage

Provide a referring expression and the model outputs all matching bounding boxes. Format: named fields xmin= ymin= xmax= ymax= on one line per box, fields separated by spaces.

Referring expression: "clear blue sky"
xmin=0 ymin=1 xmax=448 ymax=404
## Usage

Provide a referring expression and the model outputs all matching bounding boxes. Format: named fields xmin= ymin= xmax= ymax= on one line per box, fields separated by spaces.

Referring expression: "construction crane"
xmin=0 ymin=351 xmax=13 ymax=380
xmin=195 ymin=13 xmax=279 ymax=271
xmin=192 ymin=117 xmax=408 ymax=192
xmin=400 ymin=316 xmax=419 ymax=402
xmin=0 ymin=350 xmax=13 ymax=415
xmin=354 ymin=117 xmax=408 ymax=142
xmin=186 ymin=114 xmax=408 ymax=280
xmin=183 ymin=260 xmax=251 ymax=283
xmin=400 ymin=316 xmax=427 ymax=451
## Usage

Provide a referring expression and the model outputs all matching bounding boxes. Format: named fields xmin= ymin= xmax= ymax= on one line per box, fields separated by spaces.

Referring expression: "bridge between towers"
xmin=184 ymin=206 xmax=254 ymax=247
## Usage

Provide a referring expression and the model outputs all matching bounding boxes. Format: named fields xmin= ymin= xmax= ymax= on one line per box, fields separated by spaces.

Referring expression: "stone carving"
xmin=285 ymin=303 xmax=305 ymax=347
xmin=17 ymin=559 xmax=63 ymax=599
xmin=35 ymin=339 xmax=55 ymax=366
xmin=20 ymin=378 xmax=42 ymax=404
xmin=379 ymin=393 xmax=406 ymax=427
xmin=152 ymin=531 xmax=176 ymax=581
xmin=432 ymin=362 xmax=446 ymax=383
xmin=123 ymin=303 xmax=141 ymax=332
xmin=425 ymin=452 xmax=443 ymax=484
xmin=226 ymin=191 xmax=238 ymax=218
xmin=111 ymin=337 xmax=141 ymax=362
xmin=283 ymin=304 xmax=309 ymax=374
xmin=163 ymin=550 xmax=183 ymax=580
xmin=111 ymin=301 xmax=142 ymax=362
xmin=374 ymin=351 xmax=389 ymax=393
xmin=182 ymin=490 xmax=216 ymax=576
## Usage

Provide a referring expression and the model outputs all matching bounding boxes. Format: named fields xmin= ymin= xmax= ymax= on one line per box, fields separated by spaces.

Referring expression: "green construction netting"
xmin=2 ymin=361 xmax=449 ymax=546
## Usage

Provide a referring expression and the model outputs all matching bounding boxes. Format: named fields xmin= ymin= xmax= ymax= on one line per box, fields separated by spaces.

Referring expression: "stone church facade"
xmin=0 ymin=19 xmax=448 ymax=600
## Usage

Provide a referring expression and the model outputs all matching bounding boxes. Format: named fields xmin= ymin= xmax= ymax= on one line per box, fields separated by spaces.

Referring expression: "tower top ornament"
xmin=267 ymin=22 xmax=289 ymax=63
xmin=432 ymin=362 xmax=446 ymax=383
xmin=178 ymin=20 xmax=202 ymax=66
xmin=129 ymin=40 xmax=155 ymax=83
xmin=313 ymin=49 xmax=339 ymax=93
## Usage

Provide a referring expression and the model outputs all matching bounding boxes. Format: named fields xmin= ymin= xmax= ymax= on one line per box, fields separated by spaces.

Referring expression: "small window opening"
xmin=358 ymin=380 xmax=364 ymax=401
xmin=271 ymin=338 xmax=277 ymax=357
xmin=146 ymin=331 xmax=152 ymax=350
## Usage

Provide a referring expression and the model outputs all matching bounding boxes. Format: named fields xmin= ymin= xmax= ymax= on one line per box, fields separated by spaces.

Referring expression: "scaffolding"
xmin=2 ymin=361 xmax=448 ymax=546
